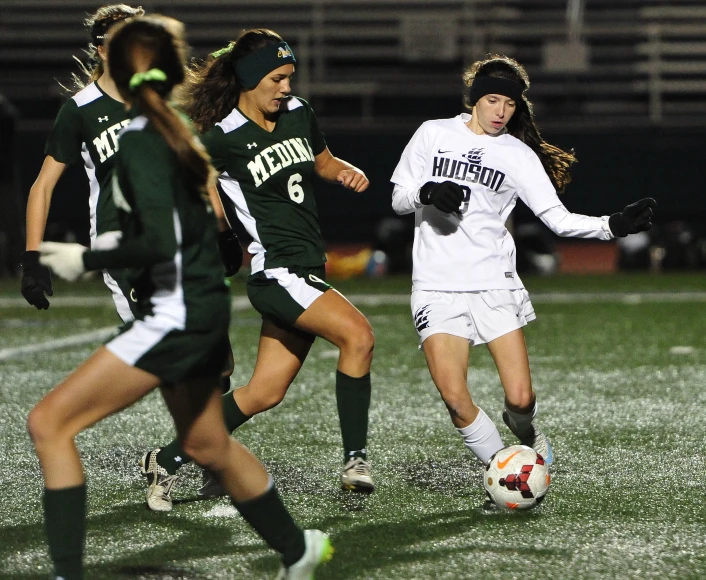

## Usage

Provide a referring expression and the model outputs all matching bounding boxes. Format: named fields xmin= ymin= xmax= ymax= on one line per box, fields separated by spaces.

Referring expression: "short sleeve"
xmin=516 ymin=148 xmax=563 ymax=216
xmin=201 ymin=127 xmax=228 ymax=174
xmin=305 ymin=101 xmax=327 ymax=156
xmin=44 ymin=99 xmax=83 ymax=166
xmin=390 ymin=122 xmax=431 ymax=190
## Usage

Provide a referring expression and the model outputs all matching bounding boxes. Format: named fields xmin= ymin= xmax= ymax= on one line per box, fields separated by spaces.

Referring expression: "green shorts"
xmin=246 ymin=265 xmax=331 ymax=329
xmin=106 ymin=296 xmax=231 ymax=384
xmin=103 ymin=268 xmax=139 ymax=324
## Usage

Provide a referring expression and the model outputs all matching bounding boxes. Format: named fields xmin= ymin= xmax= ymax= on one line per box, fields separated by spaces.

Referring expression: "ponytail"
xmin=131 ymin=80 xmax=214 ymax=194
xmin=108 ymin=16 xmax=214 ymax=196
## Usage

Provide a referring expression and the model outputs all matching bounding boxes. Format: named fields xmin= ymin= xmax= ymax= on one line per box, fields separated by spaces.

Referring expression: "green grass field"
xmin=1 ymin=273 xmax=705 ymax=579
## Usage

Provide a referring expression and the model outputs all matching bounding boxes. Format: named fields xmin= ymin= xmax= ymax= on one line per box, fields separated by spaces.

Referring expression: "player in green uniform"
xmin=30 ymin=16 xmax=332 ymax=580
xmin=21 ymin=4 xmax=144 ymax=320
xmin=140 ymin=28 xmax=376 ymax=511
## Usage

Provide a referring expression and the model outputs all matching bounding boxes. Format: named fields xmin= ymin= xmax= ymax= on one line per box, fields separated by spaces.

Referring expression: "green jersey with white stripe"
xmin=83 ymin=113 xmax=229 ymax=330
xmin=45 ymin=81 xmax=131 ymax=240
xmin=201 ymin=96 xmax=327 ymax=273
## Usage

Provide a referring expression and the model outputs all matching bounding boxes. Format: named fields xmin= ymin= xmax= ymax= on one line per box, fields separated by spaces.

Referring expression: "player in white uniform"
xmin=391 ymin=54 xmax=655 ymax=471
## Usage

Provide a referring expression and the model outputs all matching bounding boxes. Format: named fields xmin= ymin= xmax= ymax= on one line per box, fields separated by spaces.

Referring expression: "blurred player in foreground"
xmin=29 ymin=15 xmax=332 ymax=580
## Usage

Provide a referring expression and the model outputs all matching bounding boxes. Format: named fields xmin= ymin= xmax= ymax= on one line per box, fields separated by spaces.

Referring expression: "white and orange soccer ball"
xmin=484 ymin=445 xmax=551 ymax=510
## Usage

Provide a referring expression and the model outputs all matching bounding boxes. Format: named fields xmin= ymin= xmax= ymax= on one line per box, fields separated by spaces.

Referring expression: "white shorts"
xmin=410 ymin=289 xmax=536 ymax=346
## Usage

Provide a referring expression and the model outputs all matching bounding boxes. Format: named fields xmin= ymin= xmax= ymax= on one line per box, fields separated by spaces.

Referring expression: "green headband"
xmin=129 ymin=68 xmax=168 ymax=91
xmin=234 ymin=42 xmax=296 ymax=89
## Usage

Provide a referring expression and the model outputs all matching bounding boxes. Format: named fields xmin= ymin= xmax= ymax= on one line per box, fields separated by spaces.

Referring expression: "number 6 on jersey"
xmin=288 ymin=173 xmax=304 ymax=203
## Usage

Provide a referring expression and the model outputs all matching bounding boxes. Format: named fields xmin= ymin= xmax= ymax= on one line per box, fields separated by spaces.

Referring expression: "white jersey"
xmin=391 ymin=113 xmax=612 ymax=292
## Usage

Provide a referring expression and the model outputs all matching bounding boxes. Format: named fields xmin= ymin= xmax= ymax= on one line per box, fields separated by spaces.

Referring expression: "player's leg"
xmin=486 ymin=328 xmax=553 ymax=464
xmin=142 ymin=319 xmax=313 ymax=506
xmin=161 ymin=377 xmax=332 ymax=577
xmin=422 ymin=333 xmax=504 ymax=465
xmin=231 ymin=318 xmax=314 ymax=416
xmin=295 ymin=288 xmax=375 ymax=492
xmin=413 ymin=290 xmax=504 ymax=466
xmin=195 ymin=321 xmax=314 ymax=499
xmin=26 ymin=347 xmax=161 ymax=580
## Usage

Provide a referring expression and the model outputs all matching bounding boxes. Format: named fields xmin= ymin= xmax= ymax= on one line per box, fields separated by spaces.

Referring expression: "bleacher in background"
xmin=1 ymin=0 xmax=706 ymax=259
xmin=2 ymin=0 xmax=706 ymax=130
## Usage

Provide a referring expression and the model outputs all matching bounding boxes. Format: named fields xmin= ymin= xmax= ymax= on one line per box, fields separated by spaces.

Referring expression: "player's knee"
xmin=341 ymin=322 xmax=375 ymax=361
xmin=26 ymin=403 xmax=60 ymax=447
xmin=505 ymin=388 xmax=535 ymax=412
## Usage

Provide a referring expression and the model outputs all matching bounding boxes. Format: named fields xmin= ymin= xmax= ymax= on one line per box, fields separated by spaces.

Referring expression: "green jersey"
xmin=44 ymin=81 xmax=130 ymax=241
xmin=201 ymin=96 xmax=327 ymax=272
xmin=83 ymin=113 xmax=229 ymax=330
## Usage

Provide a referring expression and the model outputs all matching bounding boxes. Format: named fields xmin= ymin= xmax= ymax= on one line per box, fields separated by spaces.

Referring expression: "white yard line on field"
xmin=2 ymin=291 xmax=705 ymax=361
xmin=1 ymin=291 xmax=706 ymax=311
xmin=0 ymin=326 xmax=117 ymax=361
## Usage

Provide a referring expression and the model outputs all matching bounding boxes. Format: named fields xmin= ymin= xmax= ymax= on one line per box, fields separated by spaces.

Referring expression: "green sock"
xmin=222 ymin=391 xmax=251 ymax=432
xmin=43 ymin=485 xmax=86 ymax=580
xmin=156 ymin=393 xmax=250 ymax=475
xmin=233 ymin=479 xmax=305 ymax=567
xmin=336 ymin=370 xmax=371 ymax=461
xmin=156 ymin=440 xmax=190 ymax=475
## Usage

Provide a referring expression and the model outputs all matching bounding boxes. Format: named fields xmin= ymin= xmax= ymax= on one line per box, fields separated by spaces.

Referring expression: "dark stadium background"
xmin=2 ymin=0 xmax=706 ymax=275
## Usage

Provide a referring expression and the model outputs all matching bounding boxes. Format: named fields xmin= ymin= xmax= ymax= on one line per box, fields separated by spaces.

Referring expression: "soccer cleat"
xmin=139 ymin=449 xmax=179 ymax=512
xmin=275 ymin=529 xmax=333 ymax=580
xmin=526 ymin=426 xmax=554 ymax=466
xmin=340 ymin=457 xmax=375 ymax=493
xmin=197 ymin=470 xmax=227 ymax=499
xmin=502 ymin=411 xmax=554 ymax=466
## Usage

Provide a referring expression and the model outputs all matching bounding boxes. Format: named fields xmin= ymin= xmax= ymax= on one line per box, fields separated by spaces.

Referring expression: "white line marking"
xmin=3 ymin=291 xmax=706 ymax=311
xmin=0 ymin=327 xmax=117 ymax=361
xmin=2 ymin=291 xmax=704 ymax=361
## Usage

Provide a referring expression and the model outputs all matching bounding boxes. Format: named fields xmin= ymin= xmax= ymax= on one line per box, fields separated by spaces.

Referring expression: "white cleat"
xmin=139 ymin=449 xmax=179 ymax=512
xmin=527 ymin=427 xmax=554 ymax=466
xmin=340 ymin=457 xmax=375 ymax=493
xmin=275 ymin=529 xmax=333 ymax=580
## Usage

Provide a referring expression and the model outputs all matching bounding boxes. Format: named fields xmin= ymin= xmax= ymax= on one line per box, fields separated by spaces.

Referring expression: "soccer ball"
xmin=484 ymin=444 xmax=550 ymax=510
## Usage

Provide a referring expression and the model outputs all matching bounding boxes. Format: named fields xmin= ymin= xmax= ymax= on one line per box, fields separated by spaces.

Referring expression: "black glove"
xmin=608 ymin=198 xmax=657 ymax=238
xmin=21 ymin=250 xmax=53 ymax=310
xmin=217 ymin=229 xmax=243 ymax=277
xmin=420 ymin=181 xmax=465 ymax=213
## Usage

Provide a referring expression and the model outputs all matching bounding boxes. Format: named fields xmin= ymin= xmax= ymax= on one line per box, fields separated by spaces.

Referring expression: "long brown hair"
xmin=463 ymin=54 xmax=577 ymax=194
xmin=68 ymin=4 xmax=145 ymax=92
xmin=108 ymin=15 xmax=213 ymax=195
xmin=175 ymin=28 xmax=283 ymax=134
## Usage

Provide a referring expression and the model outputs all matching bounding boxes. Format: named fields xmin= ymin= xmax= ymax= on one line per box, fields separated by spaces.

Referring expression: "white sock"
xmin=456 ymin=408 xmax=504 ymax=465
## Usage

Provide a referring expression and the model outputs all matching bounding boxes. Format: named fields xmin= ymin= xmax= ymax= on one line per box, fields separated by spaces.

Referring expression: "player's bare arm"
xmin=314 ymin=147 xmax=369 ymax=192
xmin=25 ymin=156 xmax=67 ymax=250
